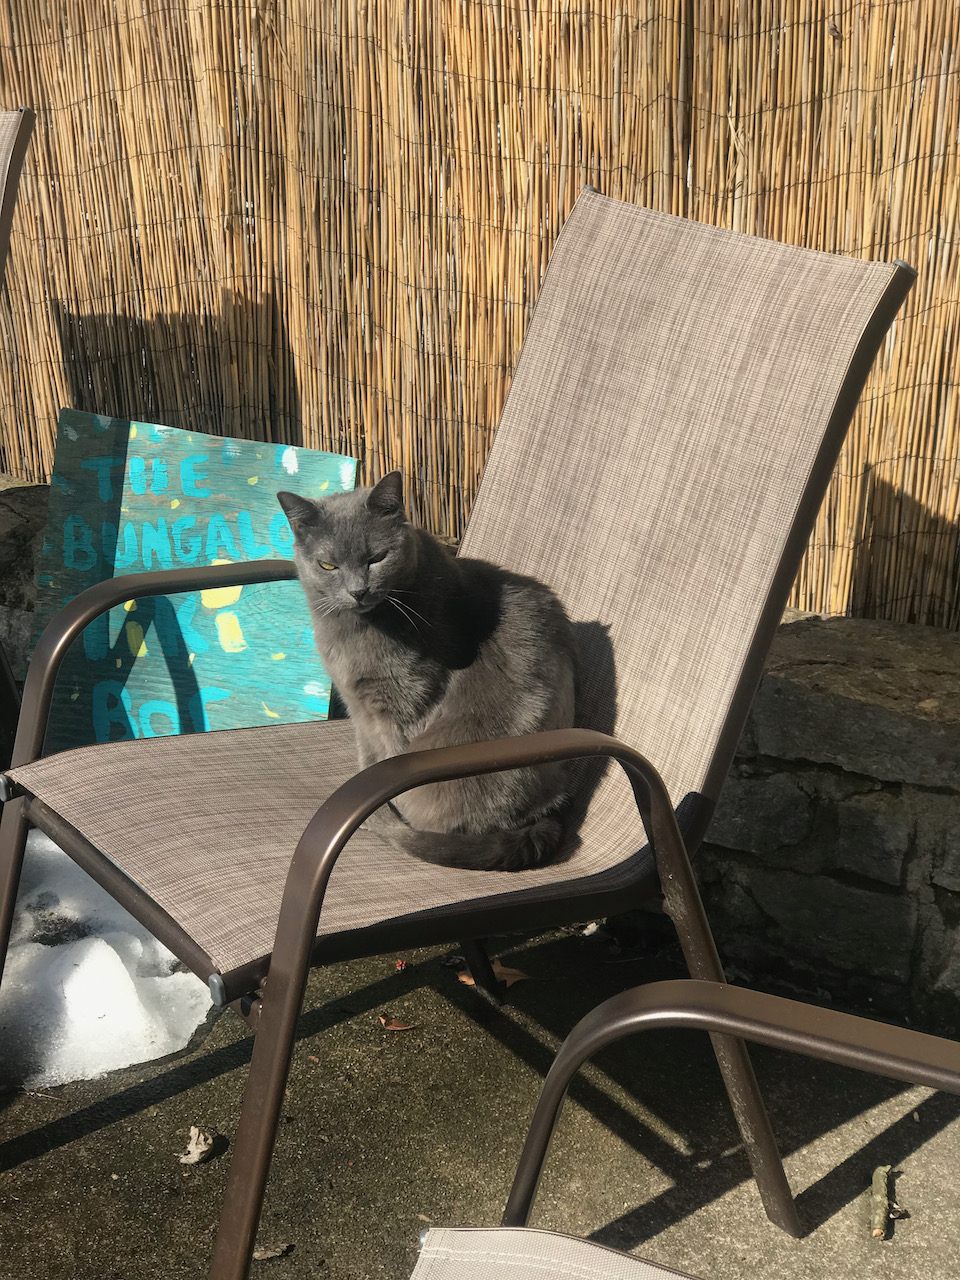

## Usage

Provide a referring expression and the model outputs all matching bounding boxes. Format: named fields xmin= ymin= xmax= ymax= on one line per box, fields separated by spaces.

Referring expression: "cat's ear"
xmin=277 ymin=490 xmax=318 ymax=531
xmin=367 ymin=470 xmax=405 ymax=518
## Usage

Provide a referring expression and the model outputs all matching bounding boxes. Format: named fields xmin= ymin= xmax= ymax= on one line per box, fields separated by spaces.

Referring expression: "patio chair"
xmin=0 ymin=108 xmax=32 ymax=278
xmin=413 ymin=977 xmax=960 ymax=1279
xmin=0 ymin=189 xmax=914 ymax=1280
xmin=0 ymin=106 xmax=36 ymax=772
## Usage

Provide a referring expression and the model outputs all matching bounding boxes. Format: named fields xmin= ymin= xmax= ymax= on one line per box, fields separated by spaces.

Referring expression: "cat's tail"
xmin=384 ymin=815 xmax=564 ymax=872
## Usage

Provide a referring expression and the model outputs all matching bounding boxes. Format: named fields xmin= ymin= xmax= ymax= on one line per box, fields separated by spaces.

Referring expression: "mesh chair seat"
xmin=410 ymin=1228 xmax=698 ymax=1280
xmin=10 ymin=720 xmax=648 ymax=976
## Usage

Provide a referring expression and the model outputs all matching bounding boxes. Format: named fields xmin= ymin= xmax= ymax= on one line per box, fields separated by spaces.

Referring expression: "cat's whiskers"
xmin=309 ymin=599 xmax=343 ymax=620
xmin=386 ymin=593 xmax=428 ymax=635
xmin=385 ymin=593 xmax=431 ymax=627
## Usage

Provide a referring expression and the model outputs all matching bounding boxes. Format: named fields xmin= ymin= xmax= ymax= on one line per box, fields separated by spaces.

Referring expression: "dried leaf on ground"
xmin=379 ymin=1014 xmax=419 ymax=1031
xmin=458 ymin=958 xmax=530 ymax=989
xmin=253 ymin=1243 xmax=292 ymax=1260
xmin=178 ymin=1126 xmax=215 ymax=1165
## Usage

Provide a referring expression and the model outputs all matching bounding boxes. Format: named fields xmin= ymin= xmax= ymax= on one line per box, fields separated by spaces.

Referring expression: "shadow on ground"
xmin=1 ymin=928 xmax=958 ymax=1280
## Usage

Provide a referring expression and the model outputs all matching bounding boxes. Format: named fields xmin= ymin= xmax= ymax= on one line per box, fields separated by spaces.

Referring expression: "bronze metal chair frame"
xmin=0 ymin=105 xmax=36 ymax=772
xmin=0 ymin=244 xmax=916 ymax=1278
xmin=501 ymin=977 xmax=960 ymax=1238
xmin=1 ymin=586 xmax=797 ymax=1273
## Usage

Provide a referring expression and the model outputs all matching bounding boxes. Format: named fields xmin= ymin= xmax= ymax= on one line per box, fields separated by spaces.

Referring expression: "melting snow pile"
xmin=0 ymin=830 xmax=212 ymax=1087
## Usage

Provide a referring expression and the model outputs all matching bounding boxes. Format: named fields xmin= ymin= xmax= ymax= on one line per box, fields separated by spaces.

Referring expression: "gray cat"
xmin=277 ymin=472 xmax=577 ymax=871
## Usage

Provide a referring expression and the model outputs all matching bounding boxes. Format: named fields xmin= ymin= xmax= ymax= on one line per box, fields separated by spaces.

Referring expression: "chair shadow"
xmin=53 ymin=292 xmax=304 ymax=448
xmin=436 ymin=930 xmax=960 ymax=1247
xmin=849 ymin=470 xmax=960 ymax=627
xmin=4 ymin=934 xmax=952 ymax=1250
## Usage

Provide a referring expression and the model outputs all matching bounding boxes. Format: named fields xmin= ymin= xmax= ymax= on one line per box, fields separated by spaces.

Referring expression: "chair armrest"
xmin=12 ymin=560 xmax=297 ymax=767
xmin=250 ymin=725 xmax=722 ymax=1033
xmin=502 ymin=978 xmax=960 ymax=1225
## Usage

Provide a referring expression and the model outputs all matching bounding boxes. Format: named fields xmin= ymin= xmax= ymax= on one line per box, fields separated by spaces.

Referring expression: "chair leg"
xmin=642 ymin=791 xmax=801 ymax=1237
xmin=661 ymin=900 xmax=801 ymax=1237
xmin=0 ymin=796 xmax=31 ymax=985
xmin=208 ymin=957 xmax=313 ymax=1278
xmin=0 ymin=639 xmax=20 ymax=773
xmin=707 ymin=1030 xmax=800 ymax=1235
xmin=460 ymin=938 xmax=503 ymax=1007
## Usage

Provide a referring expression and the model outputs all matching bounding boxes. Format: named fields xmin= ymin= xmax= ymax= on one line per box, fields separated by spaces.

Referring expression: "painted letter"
xmin=237 ymin=510 xmax=273 ymax=559
xmin=82 ymin=614 xmax=109 ymax=662
xmin=176 ymin=595 xmax=209 ymax=653
xmin=128 ymin=456 xmax=148 ymax=496
xmin=141 ymin=518 xmax=173 ymax=570
xmin=106 ymin=521 xmax=139 ymax=569
xmin=80 ymin=456 xmax=125 ymax=501
xmin=150 ymin=458 xmax=168 ymax=494
xmin=172 ymin=515 xmax=201 ymax=564
xmin=268 ymin=510 xmax=294 ymax=555
xmin=152 ymin=597 xmax=185 ymax=659
xmin=63 ymin=515 xmax=98 ymax=571
xmin=205 ymin=515 xmax=238 ymax=561
xmin=138 ymin=699 xmax=180 ymax=737
xmin=180 ymin=455 xmax=212 ymax=498
xmin=92 ymin=680 xmax=138 ymax=743
xmin=188 ymin=686 xmax=230 ymax=732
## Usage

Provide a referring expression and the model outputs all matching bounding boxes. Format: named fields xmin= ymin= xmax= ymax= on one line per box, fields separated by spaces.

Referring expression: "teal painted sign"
xmin=36 ymin=409 xmax=356 ymax=753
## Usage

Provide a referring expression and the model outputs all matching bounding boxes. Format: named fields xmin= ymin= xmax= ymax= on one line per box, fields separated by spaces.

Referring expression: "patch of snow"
xmin=0 ymin=830 xmax=212 ymax=1088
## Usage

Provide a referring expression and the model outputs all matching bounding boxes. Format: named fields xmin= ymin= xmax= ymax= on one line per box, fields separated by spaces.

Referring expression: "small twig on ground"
xmin=871 ymin=1164 xmax=892 ymax=1239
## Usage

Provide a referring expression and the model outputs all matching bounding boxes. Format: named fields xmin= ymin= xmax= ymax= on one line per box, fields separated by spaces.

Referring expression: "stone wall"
xmin=0 ymin=478 xmax=47 ymax=682
xmin=695 ymin=615 xmax=960 ymax=1033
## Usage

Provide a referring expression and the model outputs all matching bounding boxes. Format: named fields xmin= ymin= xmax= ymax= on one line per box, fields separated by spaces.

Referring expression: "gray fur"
xmin=277 ymin=471 xmax=577 ymax=870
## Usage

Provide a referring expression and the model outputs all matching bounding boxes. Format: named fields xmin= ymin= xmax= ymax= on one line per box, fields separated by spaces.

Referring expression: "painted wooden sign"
xmin=36 ymin=409 xmax=356 ymax=753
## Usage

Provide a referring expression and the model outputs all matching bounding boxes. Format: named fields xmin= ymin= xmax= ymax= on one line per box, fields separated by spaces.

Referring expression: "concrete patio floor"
xmin=1 ymin=926 xmax=958 ymax=1280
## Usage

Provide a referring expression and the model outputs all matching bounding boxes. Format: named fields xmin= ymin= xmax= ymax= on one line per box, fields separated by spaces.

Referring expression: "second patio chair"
xmin=412 ymin=977 xmax=960 ymax=1279
xmin=0 ymin=189 xmax=914 ymax=1279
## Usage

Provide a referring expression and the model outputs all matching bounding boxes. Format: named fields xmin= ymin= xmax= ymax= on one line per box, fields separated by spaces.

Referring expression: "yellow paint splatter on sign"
xmin=125 ymin=621 xmax=147 ymax=656
xmin=124 ymin=599 xmax=136 ymax=612
xmin=215 ymin=612 xmax=247 ymax=653
xmin=271 ymin=652 xmax=286 ymax=660
xmin=247 ymin=476 xmax=259 ymax=485
xmin=201 ymin=558 xmax=243 ymax=608
xmin=171 ymin=498 xmax=180 ymax=509
xmin=261 ymin=703 xmax=280 ymax=718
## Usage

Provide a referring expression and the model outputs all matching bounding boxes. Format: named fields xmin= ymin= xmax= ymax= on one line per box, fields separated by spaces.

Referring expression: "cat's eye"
xmin=319 ymin=561 xmax=337 ymax=571
xmin=368 ymin=550 xmax=388 ymax=565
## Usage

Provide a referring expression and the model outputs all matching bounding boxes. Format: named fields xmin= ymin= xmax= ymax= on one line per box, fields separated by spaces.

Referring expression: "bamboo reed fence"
xmin=0 ymin=1 xmax=959 ymax=624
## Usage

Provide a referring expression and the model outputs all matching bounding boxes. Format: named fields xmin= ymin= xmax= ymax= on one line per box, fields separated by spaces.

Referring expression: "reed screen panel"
xmin=1 ymin=1 xmax=958 ymax=623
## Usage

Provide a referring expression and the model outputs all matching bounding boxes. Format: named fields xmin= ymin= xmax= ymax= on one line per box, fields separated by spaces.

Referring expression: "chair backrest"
xmin=460 ymin=190 xmax=913 ymax=848
xmin=0 ymin=108 xmax=34 ymax=280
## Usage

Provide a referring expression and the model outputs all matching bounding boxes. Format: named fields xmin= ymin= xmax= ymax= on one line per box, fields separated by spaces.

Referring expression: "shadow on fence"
xmin=53 ymin=293 xmax=303 ymax=448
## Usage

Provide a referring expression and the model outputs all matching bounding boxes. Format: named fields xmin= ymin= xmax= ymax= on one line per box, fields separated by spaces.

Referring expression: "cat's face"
xmin=277 ymin=471 xmax=415 ymax=616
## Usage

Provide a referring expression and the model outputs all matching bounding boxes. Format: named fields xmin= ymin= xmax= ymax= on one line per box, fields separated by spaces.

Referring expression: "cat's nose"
xmin=349 ymin=584 xmax=370 ymax=603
